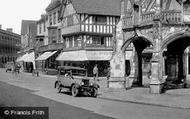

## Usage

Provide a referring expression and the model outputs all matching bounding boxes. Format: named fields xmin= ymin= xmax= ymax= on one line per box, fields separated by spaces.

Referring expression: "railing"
xmin=141 ymin=12 xmax=155 ymax=25
xmin=38 ymin=43 xmax=64 ymax=52
xmin=81 ymin=23 xmax=115 ymax=34
xmin=161 ymin=10 xmax=182 ymax=23
xmin=122 ymin=16 xmax=133 ymax=29
xmin=123 ymin=10 xmax=182 ymax=29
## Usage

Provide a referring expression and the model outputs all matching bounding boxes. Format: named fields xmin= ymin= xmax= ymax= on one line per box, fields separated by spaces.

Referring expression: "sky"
xmin=0 ymin=0 xmax=50 ymax=34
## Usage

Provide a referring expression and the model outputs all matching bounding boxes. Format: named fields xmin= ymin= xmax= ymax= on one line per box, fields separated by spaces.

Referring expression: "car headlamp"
xmin=80 ymin=82 xmax=84 ymax=85
xmin=90 ymin=82 xmax=93 ymax=86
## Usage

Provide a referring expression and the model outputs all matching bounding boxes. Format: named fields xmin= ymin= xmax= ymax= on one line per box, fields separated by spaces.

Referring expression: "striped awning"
xmin=36 ymin=51 xmax=57 ymax=61
xmin=16 ymin=53 xmax=29 ymax=62
xmin=16 ymin=52 xmax=36 ymax=69
xmin=56 ymin=50 xmax=112 ymax=61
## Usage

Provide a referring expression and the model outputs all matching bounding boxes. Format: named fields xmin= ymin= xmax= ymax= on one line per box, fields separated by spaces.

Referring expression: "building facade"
xmin=109 ymin=0 xmax=190 ymax=93
xmin=56 ymin=0 xmax=120 ymax=76
xmin=35 ymin=0 xmax=62 ymax=74
xmin=36 ymin=0 xmax=121 ymax=76
xmin=0 ymin=25 xmax=21 ymax=67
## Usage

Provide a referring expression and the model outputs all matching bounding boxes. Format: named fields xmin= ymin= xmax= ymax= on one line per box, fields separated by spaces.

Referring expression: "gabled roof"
xmin=46 ymin=0 xmax=62 ymax=12
xmin=71 ymin=0 xmax=120 ymax=16
xmin=21 ymin=20 xmax=37 ymax=35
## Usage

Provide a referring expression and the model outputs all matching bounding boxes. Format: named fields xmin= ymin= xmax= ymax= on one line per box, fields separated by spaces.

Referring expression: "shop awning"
xmin=56 ymin=50 xmax=112 ymax=61
xmin=86 ymin=51 xmax=112 ymax=61
xmin=16 ymin=52 xmax=36 ymax=69
xmin=56 ymin=50 xmax=88 ymax=61
xmin=36 ymin=51 xmax=57 ymax=61
xmin=16 ymin=53 xmax=29 ymax=62
xmin=24 ymin=52 xmax=35 ymax=63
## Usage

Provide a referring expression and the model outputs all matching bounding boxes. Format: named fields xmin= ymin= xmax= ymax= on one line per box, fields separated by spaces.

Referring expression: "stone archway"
xmin=121 ymin=34 xmax=154 ymax=87
xmin=161 ymin=31 xmax=190 ymax=87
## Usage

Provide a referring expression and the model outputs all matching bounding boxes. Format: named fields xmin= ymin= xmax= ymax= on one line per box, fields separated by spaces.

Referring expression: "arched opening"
xmin=162 ymin=35 xmax=190 ymax=87
xmin=122 ymin=35 xmax=153 ymax=87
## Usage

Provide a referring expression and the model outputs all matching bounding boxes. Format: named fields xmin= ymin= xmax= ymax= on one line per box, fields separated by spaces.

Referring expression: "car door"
xmin=62 ymin=76 xmax=73 ymax=87
xmin=58 ymin=70 xmax=70 ymax=87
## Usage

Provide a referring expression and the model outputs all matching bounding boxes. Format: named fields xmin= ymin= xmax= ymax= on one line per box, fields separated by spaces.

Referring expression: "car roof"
xmin=58 ymin=66 xmax=86 ymax=71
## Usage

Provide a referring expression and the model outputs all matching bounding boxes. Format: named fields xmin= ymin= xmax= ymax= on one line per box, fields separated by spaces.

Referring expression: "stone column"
xmin=109 ymin=21 xmax=126 ymax=88
xmin=149 ymin=27 xmax=163 ymax=93
xmin=150 ymin=54 xmax=163 ymax=94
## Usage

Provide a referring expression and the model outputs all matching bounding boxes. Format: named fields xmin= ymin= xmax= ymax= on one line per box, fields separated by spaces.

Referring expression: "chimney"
xmin=6 ymin=28 xmax=13 ymax=32
xmin=0 ymin=24 xmax=2 ymax=29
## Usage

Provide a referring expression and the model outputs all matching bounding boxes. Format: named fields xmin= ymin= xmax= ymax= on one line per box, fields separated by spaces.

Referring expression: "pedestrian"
xmin=106 ymin=67 xmax=111 ymax=88
xmin=93 ymin=64 xmax=98 ymax=81
xmin=147 ymin=63 xmax=151 ymax=79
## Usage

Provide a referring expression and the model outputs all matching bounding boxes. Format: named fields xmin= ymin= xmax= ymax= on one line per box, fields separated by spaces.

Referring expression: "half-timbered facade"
xmin=110 ymin=0 xmax=190 ymax=93
xmin=56 ymin=0 xmax=120 ymax=76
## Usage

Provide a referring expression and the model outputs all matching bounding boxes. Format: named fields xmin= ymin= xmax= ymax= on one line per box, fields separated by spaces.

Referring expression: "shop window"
xmin=52 ymin=40 xmax=56 ymax=43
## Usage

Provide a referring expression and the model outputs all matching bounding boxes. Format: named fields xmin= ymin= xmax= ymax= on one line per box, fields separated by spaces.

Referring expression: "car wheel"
xmin=71 ymin=84 xmax=79 ymax=97
xmin=55 ymin=81 xmax=62 ymax=93
xmin=91 ymin=88 xmax=98 ymax=97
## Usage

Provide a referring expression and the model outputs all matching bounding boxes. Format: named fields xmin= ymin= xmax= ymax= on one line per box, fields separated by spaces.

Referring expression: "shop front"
xmin=56 ymin=50 xmax=112 ymax=77
xmin=16 ymin=52 xmax=35 ymax=73
xmin=35 ymin=50 xmax=58 ymax=74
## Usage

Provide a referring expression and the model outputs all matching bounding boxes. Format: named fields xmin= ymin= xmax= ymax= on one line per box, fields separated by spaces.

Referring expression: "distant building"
xmin=20 ymin=20 xmax=37 ymax=52
xmin=18 ymin=20 xmax=37 ymax=72
xmin=0 ymin=25 xmax=21 ymax=67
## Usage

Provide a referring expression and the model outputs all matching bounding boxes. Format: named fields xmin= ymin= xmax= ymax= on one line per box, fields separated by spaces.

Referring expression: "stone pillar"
xmin=150 ymin=55 xmax=162 ymax=94
xmin=109 ymin=21 xmax=126 ymax=88
xmin=110 ymin=51 xmax=126 ymax=88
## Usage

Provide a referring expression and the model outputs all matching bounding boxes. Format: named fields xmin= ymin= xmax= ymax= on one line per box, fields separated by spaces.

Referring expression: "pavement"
xmin=17 ymin=71 xmax=190 ymax=109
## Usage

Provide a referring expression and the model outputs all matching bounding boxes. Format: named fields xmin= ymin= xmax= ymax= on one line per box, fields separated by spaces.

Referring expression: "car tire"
xmin=71 ymin=84 xmax=79 ymax=97
xmin=91 ymin=88 xmax=98 ymax=98
xmin=55 ymin=81 xmax=62 ymax=93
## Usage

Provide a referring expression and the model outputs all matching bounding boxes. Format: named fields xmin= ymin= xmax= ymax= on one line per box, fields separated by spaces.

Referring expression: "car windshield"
xmin=58 ymin=66 xmax=87 ymax=76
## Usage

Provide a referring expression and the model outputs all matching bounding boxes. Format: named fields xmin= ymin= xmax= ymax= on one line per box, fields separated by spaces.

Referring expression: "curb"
xmin=98 ymin=96 xmax=190 ymax=110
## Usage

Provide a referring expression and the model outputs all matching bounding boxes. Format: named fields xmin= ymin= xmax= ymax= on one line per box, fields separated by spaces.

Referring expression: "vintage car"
xmin=54 ymin=66 xmax=99 ymax=97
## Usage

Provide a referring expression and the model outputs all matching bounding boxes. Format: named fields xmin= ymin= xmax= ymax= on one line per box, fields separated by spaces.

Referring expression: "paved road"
xmin=0 ymin=69 xmax=190 ymax=119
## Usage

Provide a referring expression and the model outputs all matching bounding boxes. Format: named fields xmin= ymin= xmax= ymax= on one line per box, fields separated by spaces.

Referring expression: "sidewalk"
xmin=25 ymin=71 xmax=190 ymax=109
xmin=98 ymin=85 xmax=190 ymax=109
